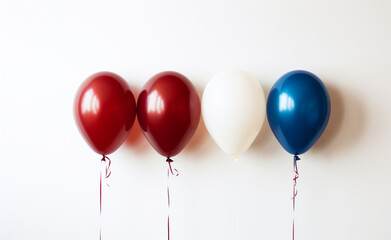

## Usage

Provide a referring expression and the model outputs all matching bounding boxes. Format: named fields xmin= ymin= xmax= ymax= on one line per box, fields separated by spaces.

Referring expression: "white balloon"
xmin=202 ymin=70 xmax=266 ymax=156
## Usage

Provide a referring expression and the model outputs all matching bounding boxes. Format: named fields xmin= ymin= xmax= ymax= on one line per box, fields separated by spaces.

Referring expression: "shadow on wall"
xmin=249 ymin=81 xmax=366 ymax=160
xmin=312 ymin=82 xmax=366 ymax=158
xmin=124 ymin=82 xmax=211 ymax=160
xmin=184 ymin=83 xmax=211 ymax=160
xmin=122 ymin=80 xmax=366 ymax=162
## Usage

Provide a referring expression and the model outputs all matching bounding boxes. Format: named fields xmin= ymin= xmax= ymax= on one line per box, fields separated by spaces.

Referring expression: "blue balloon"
xmin=267 ymin=70 xmax=331 ymax=155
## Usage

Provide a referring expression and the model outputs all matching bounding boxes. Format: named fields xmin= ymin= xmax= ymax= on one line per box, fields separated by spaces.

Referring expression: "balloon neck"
xmin=233 ymin=155 xmax=239 ymax=162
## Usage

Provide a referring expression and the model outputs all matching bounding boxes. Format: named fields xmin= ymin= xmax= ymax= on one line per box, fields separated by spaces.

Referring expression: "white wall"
xmin=1 ymin=0 xmax=391 ymax=239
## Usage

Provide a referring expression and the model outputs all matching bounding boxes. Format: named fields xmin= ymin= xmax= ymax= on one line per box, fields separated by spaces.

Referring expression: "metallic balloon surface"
xmin=137 ymin=71 xmax=201 ymax=157
xmin=267 ymin=70 xmax=331 ymax=155
xmin=74 ymin=72 xmax=136 ymax=155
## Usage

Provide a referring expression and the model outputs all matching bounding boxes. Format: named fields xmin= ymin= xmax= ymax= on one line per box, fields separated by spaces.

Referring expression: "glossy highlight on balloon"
xmin=137 ymin=71 xmax=201 ymax=158
xmin=267 ymin=70 xmax=331 ymax=155
xmin=74 ymin=72 xmax=136 ymax=155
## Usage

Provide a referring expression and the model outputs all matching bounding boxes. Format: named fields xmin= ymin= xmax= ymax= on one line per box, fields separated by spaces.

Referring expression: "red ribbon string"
xmin=292 ymin=155 xmax=300 ymax=240
xmin=100 ymin=155 xmax=111 ymax=240
xmin=103 ymin=155 xmax=112 ymax=179
xmin=166 ymin=158 xmax=179 ymax=176
xmin=166 ymin=158 xmax=179 ymax=240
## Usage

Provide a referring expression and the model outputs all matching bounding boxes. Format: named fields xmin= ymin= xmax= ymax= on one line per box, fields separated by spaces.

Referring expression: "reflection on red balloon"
xmin=74 ymin=72 xmax=136 ymax=155
xmin=137 ymin=71 xmax=201 ymax=157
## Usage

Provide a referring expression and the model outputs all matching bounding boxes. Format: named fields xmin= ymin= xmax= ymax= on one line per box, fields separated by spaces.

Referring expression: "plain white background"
xmin=1 ymin=0 xmax=391 ymax=239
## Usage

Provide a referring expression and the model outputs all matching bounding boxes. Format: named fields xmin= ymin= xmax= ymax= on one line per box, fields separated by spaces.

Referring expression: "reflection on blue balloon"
xmin=267 ymin=70 xmax=331 ymax=155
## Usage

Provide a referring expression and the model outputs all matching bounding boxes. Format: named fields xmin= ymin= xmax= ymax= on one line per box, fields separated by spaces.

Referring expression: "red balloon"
xmin=74 ymin=72 xmax=136 ymax=155
xmin=137 ymin=71 xmax=201 ymax=157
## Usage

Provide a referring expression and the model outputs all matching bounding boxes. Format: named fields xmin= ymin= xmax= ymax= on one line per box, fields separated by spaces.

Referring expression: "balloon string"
xmin=292 ymin=155 xmax=300 ymax=240
xmin=166 ymin=158 xmax=179 ymax=240
xmin=100 ymin=155 xmax=111 ymax=240
xmin=166 ymin=157 xmax=179 ymax=176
